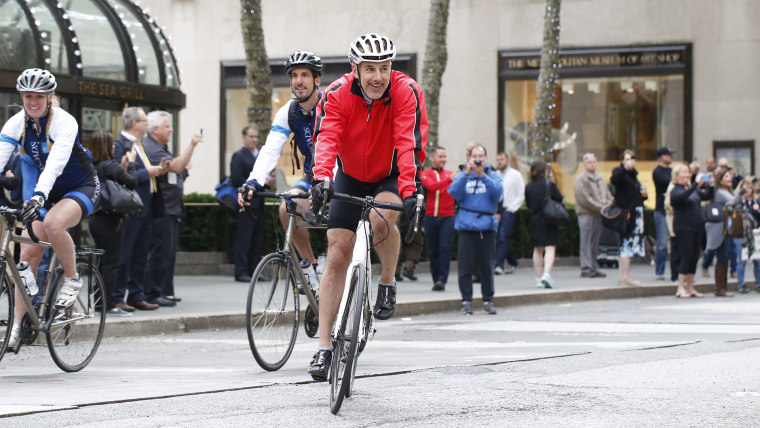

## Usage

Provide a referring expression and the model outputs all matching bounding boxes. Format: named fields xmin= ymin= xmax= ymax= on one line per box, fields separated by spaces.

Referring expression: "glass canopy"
xmin=0 ymin=0 xmax=181 ymax=87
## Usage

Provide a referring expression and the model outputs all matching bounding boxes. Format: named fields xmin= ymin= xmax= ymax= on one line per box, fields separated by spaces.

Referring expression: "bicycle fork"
xmin=332 ymin=219 xmax=373 ymax=343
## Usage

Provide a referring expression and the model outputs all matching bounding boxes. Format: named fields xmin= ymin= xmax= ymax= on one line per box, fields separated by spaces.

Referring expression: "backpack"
xmin=215 ymin=177 xmax=238 ymax=212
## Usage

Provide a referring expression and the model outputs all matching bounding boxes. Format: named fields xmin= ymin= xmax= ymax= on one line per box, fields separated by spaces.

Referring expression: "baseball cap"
xmin=657 ymin=146 xmax=675 ymax=157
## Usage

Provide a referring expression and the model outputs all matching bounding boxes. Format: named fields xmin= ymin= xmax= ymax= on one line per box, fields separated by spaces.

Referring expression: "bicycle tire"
xmin=330 ymin=263 xmax=365 ymax=414
xmin=247 ymin=252 xmax=299 ymax=371
xmin=47 ymin=262 xmax=106 ymax=372
xmin=0 ymin=267 xmax=12 ymax=362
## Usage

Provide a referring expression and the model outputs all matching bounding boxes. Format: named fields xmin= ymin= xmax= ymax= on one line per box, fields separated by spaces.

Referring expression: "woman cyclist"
xmin=0 ymin=68 xmax=99 ymax=350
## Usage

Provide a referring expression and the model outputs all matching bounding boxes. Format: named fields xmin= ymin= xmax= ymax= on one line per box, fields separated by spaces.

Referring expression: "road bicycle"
xmin=323 ymin=187 xmax=423 ymax=414
xmin=0 ymin=206 xmax=106 ymax=372
xmin=245 ymin=191 xmax=323 ymax=371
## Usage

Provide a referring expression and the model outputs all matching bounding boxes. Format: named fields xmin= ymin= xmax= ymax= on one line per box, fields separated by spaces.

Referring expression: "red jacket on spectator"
xmin=421 ymin=167 xmax=455 ymax=217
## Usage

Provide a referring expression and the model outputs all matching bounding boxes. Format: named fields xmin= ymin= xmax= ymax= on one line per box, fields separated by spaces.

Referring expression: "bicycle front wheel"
xmin=247 ymin=252 xmax=299 ymax=371
xmin=47 ymin=262 xmax=106 ymax=372
xmin=0 ymin=268 xmax=12 ymax=362
xmin=330 ymin=263 xmax=365 ymax=414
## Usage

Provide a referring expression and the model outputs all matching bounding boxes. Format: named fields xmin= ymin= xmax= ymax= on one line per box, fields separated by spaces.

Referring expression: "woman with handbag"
xmin=705 ymin=166 xmax=736 ymax=297
xmin=670 ymin=164 xmax=713 ymax=297
xmin=87 ymin=131 xmax=139 ymax=316
xmin=733 ymin=177 xmax=760 ymax=293
xmin=610 ymin=150 xmax=647 ymax=286
xmin=524 ymin=159 xmax=564 ymax=289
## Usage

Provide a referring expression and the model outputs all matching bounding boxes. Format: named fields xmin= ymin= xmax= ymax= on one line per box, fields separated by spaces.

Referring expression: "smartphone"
xmin=701 ymin=174 xmax=710 ymax=182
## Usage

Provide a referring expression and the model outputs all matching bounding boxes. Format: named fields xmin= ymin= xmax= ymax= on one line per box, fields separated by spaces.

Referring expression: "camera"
xmin=474 ymin=160 xmax=482 ymax=167
xmin=458 ymin=164 xmax=465 ymax=171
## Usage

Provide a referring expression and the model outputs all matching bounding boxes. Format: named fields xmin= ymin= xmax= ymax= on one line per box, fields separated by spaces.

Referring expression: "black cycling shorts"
xmin=42 ymin=177 xmax=100 ymax=221
xmin=327 ymin=168 xmax=399 ymax=232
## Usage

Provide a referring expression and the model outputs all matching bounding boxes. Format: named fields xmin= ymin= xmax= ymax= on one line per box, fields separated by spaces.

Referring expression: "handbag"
xmin=215 ymin=177 xmax=238 ymax=212
xmin=601 ymin=202 xmax=627 ymax=234
xmin=542 ymin=180 xmax=569 ymax=225
xmin=703 ymin=201 xmax=723 ymax=223
xmin=99 ymin=179 xmax=143 ymax=215
xmin=723 ymin=203 xmax=743 ymax=238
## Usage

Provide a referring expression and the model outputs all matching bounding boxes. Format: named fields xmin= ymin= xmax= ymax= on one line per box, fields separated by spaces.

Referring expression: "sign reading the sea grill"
xmin=78 ymin=80 xmax=145 ymax=101
xmin=73 ymin=78 xmax=184 ymax=107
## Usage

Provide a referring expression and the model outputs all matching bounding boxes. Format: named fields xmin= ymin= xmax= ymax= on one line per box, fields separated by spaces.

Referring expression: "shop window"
xmin=500 ymin=45 xmax=690 ymax=207
xmin=65 ymin=0 xmax=126 ymax=80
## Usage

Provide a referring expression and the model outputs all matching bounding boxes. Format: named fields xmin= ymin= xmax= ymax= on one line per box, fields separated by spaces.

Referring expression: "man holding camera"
xmin=448 ymin=144 xmax=502 ymax=315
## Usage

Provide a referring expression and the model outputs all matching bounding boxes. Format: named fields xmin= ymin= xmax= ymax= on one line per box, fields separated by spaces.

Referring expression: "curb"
xmin=99 ymin=281 xmax=725 ymax=339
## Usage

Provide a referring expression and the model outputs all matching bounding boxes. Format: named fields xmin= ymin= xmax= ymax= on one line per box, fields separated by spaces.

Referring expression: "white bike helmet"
xmin=348 ymin=34 xmax=396 ymax=64
xmin=16 ymin=68 xmax=57 ymax=93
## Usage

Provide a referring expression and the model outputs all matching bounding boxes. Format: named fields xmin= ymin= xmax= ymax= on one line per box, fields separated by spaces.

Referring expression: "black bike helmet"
xmin=284 ymin=51 xmax=323 ymax=76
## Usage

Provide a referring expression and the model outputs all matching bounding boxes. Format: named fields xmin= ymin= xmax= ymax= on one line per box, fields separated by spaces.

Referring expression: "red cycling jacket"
xmin=312 ymin=70 xmax=428 ymax=199
xmin=420 ymin=168 xmax=455 ymax=217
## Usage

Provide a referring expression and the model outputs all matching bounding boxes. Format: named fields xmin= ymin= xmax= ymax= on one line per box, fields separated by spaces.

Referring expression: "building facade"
xmin=5 ymin=0 xmax=759 ymax=201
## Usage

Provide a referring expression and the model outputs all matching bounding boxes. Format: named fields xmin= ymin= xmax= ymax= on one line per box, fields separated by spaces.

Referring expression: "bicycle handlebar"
xmin=329 ymin=192 xmax=405 ymax=213
xmin=251 ymin=191 xmax=310 ymax=200
xmin=404 ymin=194 xmax=424 ymax=244
xmin=0 ymin=206 xmax=40 ymax=243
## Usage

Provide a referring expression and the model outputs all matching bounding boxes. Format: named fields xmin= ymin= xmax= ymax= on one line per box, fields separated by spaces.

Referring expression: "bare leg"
xmin=686 ymin=273 xmax=703 ymax=297
xmin=278 ymin=196 xmax=315 ymax=262
xmin=533 ymin=247 xmax=544 ymax=278
xmin=369 ymin=192 xmax=401 ymax=285
xmin=543 ymin=246 xmax=556 ymax=275
xmin=317 ymin=228 xmax=354 ymax=347
xmin=619 ymin=256 xmax=630 ymax=283
xmin=15 ymin=222 xmax=47 ymax=323
xmin=41 ymin=199 xmax=81 ymax=279
xmin=676 ymin=273 xmax=689 ymax=297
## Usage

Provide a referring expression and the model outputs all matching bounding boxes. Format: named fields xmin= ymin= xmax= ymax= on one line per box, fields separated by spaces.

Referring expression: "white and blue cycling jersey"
xmin=246 ymin=94 xmax=321 ymax=190
xmin=0 ymin=107 xmax=97 ymax=200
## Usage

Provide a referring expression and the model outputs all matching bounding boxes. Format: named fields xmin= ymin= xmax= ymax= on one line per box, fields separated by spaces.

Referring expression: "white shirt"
xmin=499 ymin=166 xmax=525 ymax=212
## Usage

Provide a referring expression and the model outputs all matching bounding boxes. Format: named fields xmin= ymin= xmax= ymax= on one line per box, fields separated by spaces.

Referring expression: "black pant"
xmin=670 ymin=236 xmax=680 ymax=281
xmin=146 ymin=215 xmax=179 ymax=300
xmin=115 ymin=214 xmax=152 ymax=303
xmin=675 ymin=228 xmax=701 ymax=275
xmin=89 ymin=213 xmax=124 ymax=310
xmin=457 ymin=230 xmax=496 ymax=302
xmin=234 ymin=209 xmax=265 ymax=278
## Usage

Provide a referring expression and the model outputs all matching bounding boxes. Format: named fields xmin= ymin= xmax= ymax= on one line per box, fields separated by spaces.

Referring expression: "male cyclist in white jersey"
xmin=239 ymin=51 xmax=323 ymax=267
xmin=0 ymin=69 xmax=99 ymax=350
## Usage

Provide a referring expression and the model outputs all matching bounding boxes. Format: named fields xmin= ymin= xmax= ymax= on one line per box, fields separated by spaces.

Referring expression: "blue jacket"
xmin=448 ymin=169 xmax=502 ymax=232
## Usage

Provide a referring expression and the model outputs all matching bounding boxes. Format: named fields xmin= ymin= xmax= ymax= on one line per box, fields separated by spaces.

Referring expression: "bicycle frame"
xmin=331 ymin=210 xmax=373 ymax=344
xmin=0 ymin=216 xmax=59 ymax=332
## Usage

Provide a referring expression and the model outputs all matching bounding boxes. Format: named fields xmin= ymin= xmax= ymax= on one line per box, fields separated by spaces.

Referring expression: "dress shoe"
xmin=235 ymin=275 xmax=252 ymax=283
xmin=432 ymin=281 xmax=445 ymax=291
xmin=148 ymin=296 xmax=177 ymax=307
xmin=402 ymin=266 xmax=418 ymax=281
xmin=591 ymin=271 xmax=607 ymax=278
xmin=394 ymin=272 xmax=404 ymax=282
xmin=115 ymin=301 xmax=135 ymax=312
xmin=580 ymin=271 xmax=594 ymax=278
xmin=164 ymin=295 xmax=182 ymax=302
xmin=127 ymin=300 xmax=159 ymax=310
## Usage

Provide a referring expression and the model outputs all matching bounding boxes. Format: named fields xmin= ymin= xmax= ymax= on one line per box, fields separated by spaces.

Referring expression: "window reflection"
xmin=109 ymin=0 xmax=160 ymax=85
xmin=504 ymin=75 xmax=684 ymax=207
xmin=0 ymin=0 xmax=37 ymax=69
xmin=65 ymin=0 xmax=126 ymax=80
xmin=25 ymin=0 xmax=69 ymax=73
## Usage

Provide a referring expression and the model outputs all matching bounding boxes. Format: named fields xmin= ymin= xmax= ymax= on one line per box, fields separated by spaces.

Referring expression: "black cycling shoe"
xmin=373 ymin=284 xmax=397 ymax=320
xmin=307 ymin=349 xmax=332 ymax=381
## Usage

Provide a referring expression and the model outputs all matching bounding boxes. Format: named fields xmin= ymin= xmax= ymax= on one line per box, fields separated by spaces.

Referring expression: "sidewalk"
xmin=101 ymin=262 xmax=733 ymax=339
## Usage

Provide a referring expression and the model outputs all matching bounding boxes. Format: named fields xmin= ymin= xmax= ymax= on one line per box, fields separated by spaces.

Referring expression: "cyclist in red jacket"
xmin=307 ymin=33 xmax=428 ymax=381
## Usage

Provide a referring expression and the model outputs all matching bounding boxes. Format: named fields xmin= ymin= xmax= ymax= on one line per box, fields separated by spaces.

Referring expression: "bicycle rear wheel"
xmin=247 ymin=252 xmax=299 ymax=371
xmin=330 ymin=263 xmax=365 ymax=414
xmin=0 ymin=269 xmax=12 ymax=362
xmin=47 ymin=262 xmax=106 ymax=372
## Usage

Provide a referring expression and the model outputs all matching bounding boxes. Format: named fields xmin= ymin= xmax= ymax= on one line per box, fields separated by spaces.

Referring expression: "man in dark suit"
xmin=230 ymin=124 xmax=272 ymax=282
xmin=113 ymin=107 xmax=168 ymax=311
xmin=143 ymin=110 xmax=202 ymax=305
